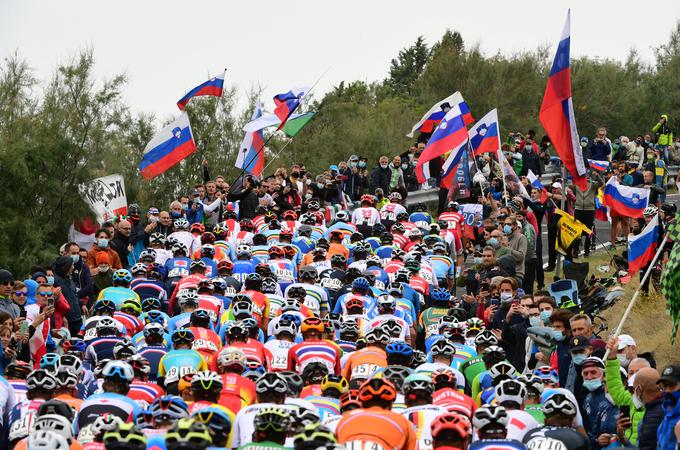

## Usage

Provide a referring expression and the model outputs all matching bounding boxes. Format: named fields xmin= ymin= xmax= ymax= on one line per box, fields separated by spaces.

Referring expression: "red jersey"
xmin=217 ymin=373 xmax=256 ymax=414
xmin=409 ymin=275 xmax=430 ymax=295
xmin=197 ymin=294 xmax=224 ymax=324
xmin=300 ymin=384 xmax=322 ymax=399
xmin=287 ymin=339 xmax=342 ymax=375
xmin=432 ymin=387 xmax=477 ymax=418
xmin=212 ymin=340 xmax=270 ymax=371
xmin=393 ymin=234 xmax=409 ymax=249
xmin=168 ymin=273 xmax=208 ymax=312
xmin=188 ymin=327 xmax=222 ymax=360
xmin=438 ymin=212 xmax=465 ymax=239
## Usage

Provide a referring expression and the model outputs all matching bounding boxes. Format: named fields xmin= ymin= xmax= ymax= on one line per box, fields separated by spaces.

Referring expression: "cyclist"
xmin=145 ymin=395 xmax=191 ymax=448
xmin=8 ymin=370 xmax=57 ymax=445
xmin=127 ymin=354 xmax=164 ymax=408
xmin=238 ymin=407 xmax=290 ymax=450
xmin=416 ymin=338 xmax=465 ymax=391
xmin=400 ymin=373 xmax=447 ymax=450
xmin=158 ymin=329 xmax=207 ymax=394
xmin=495 ymin=378 xmax=540 ymax=440
xmin=96 ymin=269 xmax=140 ymax=308
xmin=470 ymin=404 xmax=525 ymax=450
xmin=342 ymin=328 xmax=390 ymax=385
xmin=287 ymin=317 xmax=342 ymax=375
xmin=214 ymin=347 xmax=256 ymax=415
xmin=430 ymin=412 xmax=471 ymax=450
xmin=101 ymin=422 xmax=147 ymax=450
xmin=137 ymin=322 xmax=169 ymax=381
xmin=164 ymin=418 xmax=213 ymax=450
xmin=522 ymin=392 xmax=589 ymax=450
xmin=264 ymin=317 xmax=298 ymax=371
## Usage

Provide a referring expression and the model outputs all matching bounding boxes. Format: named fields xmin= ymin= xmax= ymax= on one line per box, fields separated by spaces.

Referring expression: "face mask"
xmin=529 ymin=316 xmax=542 ymax=327
xmin=632 ymin=389 xmax=645 ymax=409
xmin=402 ymin=164 xmax=409 ymax=170
xmin=540 ymin=310 xmax=552 ymax=323
xmin=170 ymin=211 xmax=181 ymax=219
xmin=358 ymin=161 xmax=366 ymax=168
xmin=553 ymin=330 xmax=565 ymax=342
xmin=350 ymin=162 xmax=357 ymax=168
xmin=571 ymin=353 xmax=587 ymax=365
xmin=317 ymin=183 xmax=325 ymax=189
xmin=583 ymin=379 xmax=602 ymax=391
xmin=71 ymin=255 xmax=80 ymax=264
xmin=97 ymin=238 xmax=109 ymax=248
xmin=503 ymin=225 xmax=512 ymax=234
xmin=617 ymin=353 xmax=630 ymax=368
xmin=46 ymin=276 xmax=54 ymax=285
xmin=487 ymin=237 xmax=498 ymax=248
xmin=292 ymin=172 xmax=300 ymax=178
xmin=500 ymin=292 xmax=514 ymax=303
xmin=380 ymin=163 xmax=389 ymax=169
xmin=181 ymin=204 xmax=189 ymax=211
xmin=473 ymin=257 xmax=483 ymax=265
xmin=98 ymin=265 xmax=110 ymax=273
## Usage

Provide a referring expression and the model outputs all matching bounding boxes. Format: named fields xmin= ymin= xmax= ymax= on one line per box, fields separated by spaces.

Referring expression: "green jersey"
xmin=238 ymin=441 xmax=288 ymax=450
xmin=524 ymin=404 xmax=545 ymax=424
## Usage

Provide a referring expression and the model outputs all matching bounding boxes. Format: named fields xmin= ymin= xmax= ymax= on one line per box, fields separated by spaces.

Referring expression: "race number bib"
xmin=426 ymin=323 xmax=439 ymax=337
xmin=270 ymin=355 xmax=288 ymax=370
xmin=350 ymin=363 xmax=380 ymax=380
xmin=303 ymin=298 xmax=321 ymax=315
xmin=165 ymin=366 xmax=196 ymax=384
xmin=320 ymin=277 xmax=343 ymax=291
xmin=193 ymin=339 xmax=219 ymax=353
xmin=274 ymin=268 xmax=294 ymax=280
xmin=9 ymin=412 xmax=34 ymax=441
xmin=356 ymin=210 xmax=375 ymax=226
xmin=84 ymin=327 xmax=98 ymax=341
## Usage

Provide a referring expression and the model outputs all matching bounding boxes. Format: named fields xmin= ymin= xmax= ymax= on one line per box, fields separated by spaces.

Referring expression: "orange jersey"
xmin=217 ymin=373 xmax=256 ymax=415
xmin=341 ymin=346 xmax=387 ymax=381
xmin=328 ymin=243 xmax=349 ymax=259
xmin=336 ymin=406 xmax=417 ymax=450
xmin=54 ymin=393 xmax=83 ymax=412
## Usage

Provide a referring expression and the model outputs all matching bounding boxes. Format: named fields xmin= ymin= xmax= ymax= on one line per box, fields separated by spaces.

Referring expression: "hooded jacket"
xmin=652 ymin=115 xmax=674 ymax=146
xmin=52 ymin=256 xmax=82 ymax=323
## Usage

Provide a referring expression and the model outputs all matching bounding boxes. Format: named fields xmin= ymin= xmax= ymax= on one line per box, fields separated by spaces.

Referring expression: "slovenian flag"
xmin=273 ymin=87 xmax=309 ymax=130
xmin=628 ymin=214 xmax=660 ymax=274
xmin=235 ymin=100 xmax=266 ymax=177
xmin=469 ymin=109 xmax=501 ymax=156
xmin=415 ymin=92 xmax=471 ymax=183
xmin=539 ymin=10 xmax=588 ymax=191
xmin=527 ymin=169 xmax=549 ymax=202
xmin=603 ymin=177 xmax=649 ymax=218
xmin=588 ymin=159 xmax=609 ymax=172
xmin=139 ymin=112 xmax=197 ymax=180
xmin=177 ymin=71 xmax=226 ymax=110
xmin=407 ymin=92 xmax=474 ymax=138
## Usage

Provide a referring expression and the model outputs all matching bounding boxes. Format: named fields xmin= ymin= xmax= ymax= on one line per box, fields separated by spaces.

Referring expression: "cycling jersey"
xmin=333 ymin=293 xmax=376 ymax=318
xmin=451 ymin=342 xmax=477 ymax=371
xmin=264 ymin=339 xmax=295 ymax=371
xmin=460 ymin=355 xmax=486 ymax=387
xmin=418 ymin=307 xmax=449 ymax=338
xmin=522 ymin=426 xmax=589 ymax=450
xmin=430 ymin=255 xmax=455 ymax=281
xmin=77 ymin=392 xmax=142 ymax=432
xmin=7 ymin=379 xmax=25 ymax=406
xmin=351 ymin=207 xmax=381 ymax=236
xmin=113 ymin=311 xmax=142 ymax=337
xmin=80 ymin=315 xmax=127 ymax=342
xmin=468 ymin=438 xmax=527 ymax=450
xmin=128 ymin=381 xmax=164 ymax=408
xmin=157 ymin=348 xmax=207 ymax=385
xmin=432 ymin=387 xmax=477 ymax=418
xmin=96 ymin=286 xmax=140 ymax=308
xmin=305 ymin=395 xmax=340 ymax=420
xmin=231 ymin=402 xmax=294 ymax=448
xmin=215 ymin=340 xmax=270 ymax=370
xmin=167 ymin=311 xmax=191 ymax=333
xmin=504 ymin=409 xmax=540 ymax=441
xmin=284 ymin=283 xmax=329 ymax=316
xmin=0 ymin=376 xmax=15 ymax=427
xmin=83 ymin=336 xmax=125 ymax=369
xmin=138 ymin=345 xmax=169 ymax=380
xmin=287 ymin=340 xmax=342 ymax=375
xmin=188 ymin=326 xmax=222 ymax=360
xmin=8 ymin=399 xmax=43 ymax=443
xmin=341 ymin=346 xmax=387 ymax=382
xmin=380 ymin=203 xmax=407 ymax=229
xmin=130 ymin=278 xmax=168 ymax=304
xmin=217 ymin=373 xmax=256 ymax=415
xmin=336 ymin=406 xmax=417 ymax=450
xmin=400 ymin=404 xmax=448 ymax=450
xmin=268 ymin=259 xmax=297 ymax=291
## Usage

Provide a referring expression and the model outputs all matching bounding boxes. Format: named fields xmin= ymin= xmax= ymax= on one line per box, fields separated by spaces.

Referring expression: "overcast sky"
xmin=2 ymin=0 xmax=679 ymax=123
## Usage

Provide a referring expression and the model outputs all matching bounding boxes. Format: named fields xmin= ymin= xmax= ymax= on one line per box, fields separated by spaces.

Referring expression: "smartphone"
xmin=19 ymin=309 xmax=26 ymax=319
xmin=9 ymin=337 xmax=16 ymax=348
xmin=620 ymin=405 xmax=630 ymax=419
xmin=490 ymin=298 xmax=500 ymax=306
xmin=47 ymin=298 xmax=54 ymax=307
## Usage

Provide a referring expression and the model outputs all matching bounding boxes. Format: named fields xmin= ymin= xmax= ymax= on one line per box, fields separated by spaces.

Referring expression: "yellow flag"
xmin=555 ymin=208 xmax=592 ymax=256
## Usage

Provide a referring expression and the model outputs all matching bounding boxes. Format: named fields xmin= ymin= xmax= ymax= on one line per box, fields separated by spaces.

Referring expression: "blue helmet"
xmin=141 ymin=297 xmax=162 ymax=312
xmin=351 ymin=277 xmax=370 ymax=291
xmin=39 ymin=353 xmax=61 ymax=372
xmin=385 ymin=341 xmax=414 ymax=359
xmin=430 ymin=288 xmax=451 ymax=305
xmin=151 ymin=395 xmax=189 ymax=420
xmin=112 ymin=269 xmax=133 ymax=284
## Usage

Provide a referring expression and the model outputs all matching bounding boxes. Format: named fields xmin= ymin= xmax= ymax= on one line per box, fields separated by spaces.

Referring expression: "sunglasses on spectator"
xmin=37 ymin=292 xmax=53 ymax=297
xmin=14 ymin=292 xmax=27 ymax=297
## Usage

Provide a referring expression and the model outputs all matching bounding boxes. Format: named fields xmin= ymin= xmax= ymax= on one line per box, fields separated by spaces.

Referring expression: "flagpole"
xmin=260 ymin=138 xmax=295 ymax=174
xmin=227 ymin=67 xmax=331 ymax=192
xmin=555 ymin=164 xmax=568 ymax=278
xmin=470 ymin=147 xmax=486 ymax=198
xmin=603 ymin=228 xmax=668 ymax=360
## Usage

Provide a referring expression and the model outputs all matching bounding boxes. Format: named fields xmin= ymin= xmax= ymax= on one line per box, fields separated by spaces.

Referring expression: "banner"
xmin=451 ymin=146 xmax=471 ymax=200
xmin=555 ymin=208 xmax=592 ymax=256
xmin=459 ymin=203 xmax=483 ymax=240
xmin=79 ymin=174 xmax=128 ymax=223
xmin=497 ymin=150 xmax=530 ymax=199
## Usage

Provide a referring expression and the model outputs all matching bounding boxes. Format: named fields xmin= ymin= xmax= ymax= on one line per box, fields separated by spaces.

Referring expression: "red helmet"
xmin=217 ymin=260 xmax=233 ymax=272
xmin=346 ymin=297 xmax=364 ymax=311
xmin=201 ymin=232 xmax=215 ymax=245
xmin=190 ymin=223 xmax=205 ymax=234
xmin=430 ymin=413 xmax=471 ymax=440
xmin=280 ymin=228 xmax=294 ymax=237
xmin=239 ymin=219 xmax=254 ymax=232
xmin=360 ymin=194 xmax=375 ymax=205
xmin=282 ymin=210 xmax=298 ymax=220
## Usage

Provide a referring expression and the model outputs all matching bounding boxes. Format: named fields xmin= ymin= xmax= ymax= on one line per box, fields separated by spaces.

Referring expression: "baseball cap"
xmin=582 ymin=356 xmax=605 ymax=370
xmin=148 ymin=207 xmax=159 ymax=214
xmin=349 ymin=155 xmax=359 ymax=162
xmin=329 ymin=165 xmax=338 ymax=172
xmin=569 ymin=336 xmax=590 ymax=352
xmin=617 ymin=334 xmax=636 ymax=349
xmin=191 ymin=189 xmax=200 ymax=197
xmin=552 ymin=182 xmax=562 ymax=190
xmin=0 ymin=269 xmax=14 ymax=284
xmin=658 ymin=365 xmax=680 ymax=385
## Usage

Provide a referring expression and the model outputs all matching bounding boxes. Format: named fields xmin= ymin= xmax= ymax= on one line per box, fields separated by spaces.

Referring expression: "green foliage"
xmin=386 ymin=36 xmax=430 ymax=97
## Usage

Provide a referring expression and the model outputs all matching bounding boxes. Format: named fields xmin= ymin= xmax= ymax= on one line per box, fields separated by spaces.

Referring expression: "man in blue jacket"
xmin=581 ymin=356 xmax=619 ymax=449
xmin=657 ymin=365 xmax=680 ymax=450
xmin=589 ymin=127 xmax=612 ymax=161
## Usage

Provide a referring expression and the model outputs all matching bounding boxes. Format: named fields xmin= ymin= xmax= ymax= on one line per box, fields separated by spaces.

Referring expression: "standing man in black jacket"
xmin=52 ymin=256 xmax=84 ymax=337
xmin=227 ymin=176 xmax=258 ymax=219
xmin=61 ymin=242 xmax=94 ymax=311
xmin=369 ymin=156 xmax=391 ymax=194
xmin=520 ymin=138 xmax=542 ymax=176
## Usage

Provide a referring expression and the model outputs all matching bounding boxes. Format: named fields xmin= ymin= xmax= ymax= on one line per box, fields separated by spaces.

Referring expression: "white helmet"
xmin=643 ymin=205 xmax=658 ymax=217
xmin=217 ymin=347 xmax=247 ymax=371
xmin=273 ymin=318 xmax=298 ymax=337
xmin=27 ymin=430 xmax=70 ymax=450
xmin=495 ymin=378 xmax=527 ymax=406
xmin=236 ymin=244 xmax=252 ymax=256
xmin=473 ymin=404 xmax=509 ymax=431
xmin=174 ymin=218 xmax=189 ymax=229
xmin=33 ymin=414 xmax=74 ymax=443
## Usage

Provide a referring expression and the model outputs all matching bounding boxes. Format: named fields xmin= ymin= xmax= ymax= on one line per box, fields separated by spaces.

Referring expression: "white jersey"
xmin=0 ymin=376 xmax=16 ymax=426
xmin=263 ymin=339 xmax=295 ymax=371
xmin=369 ymin=314 xmax=411 ymax=341
xmin=351 ymin=207 xmax=381 ymax=227
xmin=167 ymin=231 xmax=199 ymax=255
xmin=400 ymin=404 xmax=448 ymax=450
xmin=380 ymin=203 xmax=407 ymax=224
xmin=322 ymin=413 xmax=343 ymax=434
xmin=415 ymin=362 xmax=466 ymax=391
xmin=153 ymin=248 xmax=173 ymax=266
xmin=231 ymin=402 xmax=294 ymax=448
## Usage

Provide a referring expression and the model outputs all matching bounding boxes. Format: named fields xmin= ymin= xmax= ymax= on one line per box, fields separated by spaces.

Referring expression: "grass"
xmin=547 ymin=248 xmax=680 ymax=368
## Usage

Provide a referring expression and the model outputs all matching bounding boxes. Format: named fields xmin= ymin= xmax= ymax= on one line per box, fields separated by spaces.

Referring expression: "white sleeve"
xmin=201 ymin=198 xmax=222 ymax=213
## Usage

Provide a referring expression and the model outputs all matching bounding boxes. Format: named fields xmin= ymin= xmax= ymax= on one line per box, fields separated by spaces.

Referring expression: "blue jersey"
xmin=365 ymin=267 xmax=389 ymax=290
xmin=268 ymin=259 xmax=297 ymax=290
xmin=201 ymin=257 xmax=219 ymax=278
xmin=468 ymin=439 xmax=527 ymax=450
xmin=251 ymin=246 xmax=269 ymax=264
xmin=77 ymin=392 xmax=142 ymax=432
xmin=131 ymin=330 xmax=171 ymax=349
xmin=263 ymin=229 xmax=280 ymax=244
xmin=84 ymin=336 xmax=125 ymax=369
xmin=430 ymin=255 xmax=455 ymax=280
xmin=375 ymin=245 xmax=395 ymax=262
xmin=138 ymin=345 xmax=170 ymax=380
xmin=131 ymin=278 xmax=168 ymax=305
xmin=167 ymin=312 xmax=191 ymax=333
xmin=366 ymin=237 xmax=381 ymax=250
xmin=164 ymin=257 xmax=192 ymax=276
xmin=292 ymin=237 xmax=315 ymax=255
xmin=233 ymin=260 xmax=256 ymax=283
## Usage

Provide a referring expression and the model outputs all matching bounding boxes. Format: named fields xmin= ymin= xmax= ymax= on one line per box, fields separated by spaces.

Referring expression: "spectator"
xmin=370 ymin=156 xmax=391 ymax=194
xmin=652 ymin=114 xmax=674 ymax=161
xmin=589 ymin=127 xmax=613 ymax=161
xmin=0 ymin=269 xmax=19 ymax=319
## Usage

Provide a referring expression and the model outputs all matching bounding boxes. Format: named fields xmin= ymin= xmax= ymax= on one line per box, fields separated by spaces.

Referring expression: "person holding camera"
xmin=589 ymin=127 xmax=612 ymax=162
xmin=226 ymin=176 xmax=259 ymax=219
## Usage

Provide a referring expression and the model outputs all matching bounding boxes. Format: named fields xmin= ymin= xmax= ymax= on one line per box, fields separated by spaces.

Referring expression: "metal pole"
xmin=603 ymin=232 xmax=668 ymax=360
xmin=555 ymin=164 xmax=568 ymax=278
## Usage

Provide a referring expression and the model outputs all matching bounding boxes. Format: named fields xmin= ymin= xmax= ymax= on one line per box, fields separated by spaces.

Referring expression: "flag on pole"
xmin=661 ymin=213 xmax=680 ymax=343
xmin=139 ymin=112 xmax=196 ymax=180
xmin=236 ymin=101 xmax=265 ymax=177
xmin=594 ymin=187 xmax=609 ymax=222
xmin=273 ymin=87 xmax=309 ymax=130
xmin=627 ymin=214 xmax=660 ymax=274
xmin=539 ymin=10 xmax=588 ymax=191
xmin=177 ymin=71 xmax=226 ymax=110
xmin=497 ymin=149 xmax=530 ymax=199
xmin=588 ymin=159 xmax=609 ymax=172
xmin=406 ymin=92 xmax=474 ymax=138
xmin=469 ymin=109 xmax=501 ymax=156
xmin=603 ymin=177 xmax=649 ymax=218
xmin=414 ymin=93 xmax=471 ymax=183
xmin=282 ymin=112 xmax=316 ymax=137
xmin=527 ymin=169 xmax=549 ymax=202
xmin=555 ymin=208 xmax=592 ymax=255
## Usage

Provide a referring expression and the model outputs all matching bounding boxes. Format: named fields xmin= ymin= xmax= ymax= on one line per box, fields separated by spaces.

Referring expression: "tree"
xmin=386 ymin=36 xmax=430 ymax=97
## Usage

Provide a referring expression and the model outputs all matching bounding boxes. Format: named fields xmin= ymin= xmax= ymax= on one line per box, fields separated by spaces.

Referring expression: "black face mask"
xmin=292 ymin=172 xmax=300 ymax=178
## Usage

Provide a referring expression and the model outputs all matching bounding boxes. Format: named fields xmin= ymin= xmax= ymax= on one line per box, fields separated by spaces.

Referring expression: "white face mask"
xmin=500 ymin=292 xmax=514 ymax=303
xmin=632 ymin=390 xmax=645 ymax=409
xmin=617 ymin=353 xmax=630 ymax=368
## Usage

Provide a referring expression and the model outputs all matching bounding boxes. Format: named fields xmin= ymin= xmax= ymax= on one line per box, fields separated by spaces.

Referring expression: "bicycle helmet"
xmin=431 ymin=412 xmax=471 ymax=440
xmin=126 ymin=354 xmax=151 ymax=377
xmin=394 ymin=268 xmax=410 ymax=282
xmin=385 ymin=341 xmax=414 ymax=361
xmin=542 ymin=392 xmax=578 ymax=417
xmin=403 ymin=373 xmax=434 ymax=395
xmin=27 ymin=369 xmax=58 ymax=391
xmin=171 ymin=328 xmax=195 ymax=346
xmin=339 ymin=320 xmax=360 ymax=340
xmin=171 ymin=242 xmax=188 ymax=256
xmin=351 ymin=277 xmax=370 ymax=292
xmin=26 ymin=431 xmax=70 ymax=450
xmin=177 ymin=289 xmax=199 ymax=306
xmin=58 ymin=354 xmax=83 ymax=378
xmin=376 ymin=294 xmax=396 ymax=311
xmin=217 ymin=347 xmax=247 ymax=371
xmin=273 ymin=318 xmax=298 ymax=337
xmin=518 ymin=374 xmax=545 ymax=395
xmin=151 ymin=395 xmax=190 ymax=422
xmin=190 ymin=259 xmax=206 ymax=271
xmin=382 ymin=365 xmax=412 ymax=390
xmin=191 ymin=370 xmax=223 ymax=394
xmin=431 ymin=367 xmax=456 ymax=388
xmin=495 ymin=378 xmax=527 ymax=406
xmin=55 ymin=370 xmax=79 ymax=389
xmin=90 ymin=413 xmax=123 ymax=441
xmin=101 ymin=360 xmax=134 ymax=383
xmin=430 ymin=287 xmax=451 ymax=305
xmin=253 ymin=407 xmax=290 ymax=433
xmin=141 ymin=297 xmax=162 ymax=312
xmin=412 ymin=350 xmax=427 ymax=367
xmin=255 ymin=372 xmax=288 ymax=395
xmin=6 ymin=360 xmax=32 ymax=379
xmin=321 ymin=374 xmax=349 ymax=395
xmin=226 ymin=323 xmax=248 ymax=342
xmin=388 ymin=191 xmax=402 ymax=202
xmin=364 ymin=328 xmax=390 ymax=346
xmin=189 ymin=222 xmax=205 ymax=234
xmin=473 ymin=404 xmax=509 ymax=433
xmin=293 ymin=423 xmax=337 ymax=450
xmin=130 ymin=263 xmax=147 ymax=276
xmin=482 ymin=345 xmax=507 ymax=363
xmin=96 ymin=317 xmax=118 ymax=335
xmin=534 ymin=366 xmax=560 ymax=385
xmin=278 ymin=371 xmax=304 ymax=396
xmin=61 ymin=337 xmax=87 ymax=355
xmin=430 ymin=339 xmax=457 ymax=357
xmin=103 ymin=422 xmax=147 ymax=450
xmin=165 ymin=418 xmax=212 ymax=450
xmin=197 ymin=279 xmax=214 ymax=292
xmin=112 ymin=269 xmax=133 ymax=284
xmin=488 ymin=361 xmax=517 ymax=382
xmin=289 ymin=407 xmax=321 ymax=433
xmin=340 ymin=389 xmax=362 ymax=411
xmin=113 ymin=339 xmax=137 ymax=359
xmin=39 ymin=353 xmax=61 ymax=372
xmin=300 ymin=317 xmax=324 ymax=334
xmin=358 ymin=378 xmax=396 ymax=403
xmin=190 ymin=308 xmax=212 ymax=327
xmin=475 ymin=330 xmax=498 ymax=347
xmin=33 ymin=414 xmax=73 ymax=442
xmin=466 ymin=317 xmax=484 ymax=332
xmin=192 ymin=407 xmax=232 ymax=442
xmin=143 ymin=322 xmax=165 ymax=340
xmin=643 ymin=205 xmax=658 ymax=217
xmin=93 ymin=298 xmax=117 ymax=315
xmin=139 ymin=249 xmax=157 ymax=262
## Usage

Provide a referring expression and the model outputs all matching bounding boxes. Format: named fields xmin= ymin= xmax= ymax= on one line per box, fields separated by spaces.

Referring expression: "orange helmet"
xmin=360 ymin=194 xmax=374 ymax=205
xmin=358 ymin=378 xmax=397 ymax=403
xmin=345 ymin=297 xmax=364 ymax=311
xmin=300 ymin=317 xmax=324 ymax=334
xmin=282 ymin=210 xmax=298 ymax=220
xmin=217 ymin=260 xmax=233 ymax=272
xmin=190 ymin=223 xmax=205 ymax=234
xmin=340 ymin=389 xmax=362 ymax=410
xmin=430 ymin=412 xmax=471 ymax=440
xmin=268 ymin=246 xmax=285 ymax=259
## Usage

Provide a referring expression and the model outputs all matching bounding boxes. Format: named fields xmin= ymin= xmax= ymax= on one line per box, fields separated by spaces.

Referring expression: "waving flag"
xmin=661 ymin=213 xmax=680 ymax=344
xmin=588 ymin=159 xmax=609 ymax=172
xmin=273 ymin=87 xmax=309 ymax=130
xmin=407 ymin=92 xmax=474 ymax=138
xmin=469 ymin=109 xmax=501 ymax=156
xmin=497 ymin=149 xmax=530 ymax=199
xmin=440 ymin=141 xmax=470 ymax=192
xmin=628 ymin=214 xmax=659 ymax=274
xmin=139 ymin=112 xmax=196 ymax=180
xmin=236 ymin=101 xmax=266 ymax=177
xmin=527 ymin=169 xmax=549 ymax=202
xmin=415 ymin=93 xmax=471 ymax=183
xmin=177 ymin=71 xmax=226 ymax=110
xmin=603 ymin=177 xmax=649 ymax=218
xmin=539 ymin=10 xmax=587 ymax=191
xmin=595 ymin=187 xmax=609 ymax=221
